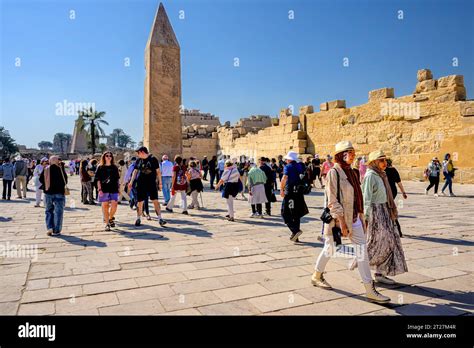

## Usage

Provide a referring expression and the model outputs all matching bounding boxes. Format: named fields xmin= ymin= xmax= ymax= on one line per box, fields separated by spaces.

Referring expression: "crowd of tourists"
xmin=0 ymin=145 xmax=460 ymax=303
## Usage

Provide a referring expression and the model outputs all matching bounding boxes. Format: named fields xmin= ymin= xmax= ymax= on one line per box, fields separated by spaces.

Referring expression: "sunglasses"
xmin=379 ymin=158 xmax=387 ymax=162
xmin=105 ymin=154 xmax=112 ymax=158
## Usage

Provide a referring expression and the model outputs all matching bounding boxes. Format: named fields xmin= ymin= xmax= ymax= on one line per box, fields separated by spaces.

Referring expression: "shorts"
xmin=136 ymin=181 xmax=158 ymax=202
xmin=98 ymin=192 xmax=119 ymax=203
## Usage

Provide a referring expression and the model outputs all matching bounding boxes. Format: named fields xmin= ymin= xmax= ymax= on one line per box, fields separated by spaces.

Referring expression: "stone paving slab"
xmin=0 ymin=178 xmax=473 ymax=315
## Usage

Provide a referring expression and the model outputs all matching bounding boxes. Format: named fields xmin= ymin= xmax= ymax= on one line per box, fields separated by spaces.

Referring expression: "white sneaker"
xmin=250 ymin=213 xmax=256 ymax=218
xmin=425 ymin=189 xmax=428 ymax=195
xmin=441 ymin=191 xmax=447 ymax=196
xmin=434 ymin=193 xmax=438 ymax=197
xmin=375 ymin=274 xmax=396 ymax=285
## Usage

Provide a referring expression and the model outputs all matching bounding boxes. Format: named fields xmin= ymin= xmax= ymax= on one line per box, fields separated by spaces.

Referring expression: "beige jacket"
xmin=324 ymin=163 xmax=366 ymax=236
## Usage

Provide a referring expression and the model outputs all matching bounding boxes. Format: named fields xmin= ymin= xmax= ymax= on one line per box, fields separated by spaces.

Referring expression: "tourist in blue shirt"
xmin=217 ymin=156 xmax=226 ymax=182
xmin=280 ymin=151 xmax=308 ymax=243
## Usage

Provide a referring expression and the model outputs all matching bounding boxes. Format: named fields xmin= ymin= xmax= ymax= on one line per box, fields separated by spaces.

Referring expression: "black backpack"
xmin=294 ymin=167 xmax=312 ymax=195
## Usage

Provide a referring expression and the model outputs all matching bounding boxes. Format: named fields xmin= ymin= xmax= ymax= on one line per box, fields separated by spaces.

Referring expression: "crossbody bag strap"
xmin=59 ymin=166 xmax=67 ymax=187
xmin=324 ymin=168 xmax=341 ymax=206
xmin=225 ymin=168 xmax=234 ymax=183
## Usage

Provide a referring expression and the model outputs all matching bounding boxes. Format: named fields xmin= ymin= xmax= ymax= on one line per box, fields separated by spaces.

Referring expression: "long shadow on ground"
xmin=55 ymin=234 xmax=107 ymax=247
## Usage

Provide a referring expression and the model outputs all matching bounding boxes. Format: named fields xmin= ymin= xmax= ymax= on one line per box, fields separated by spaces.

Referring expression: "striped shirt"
xmin=221 ymin=166 xmax=240 ymax=183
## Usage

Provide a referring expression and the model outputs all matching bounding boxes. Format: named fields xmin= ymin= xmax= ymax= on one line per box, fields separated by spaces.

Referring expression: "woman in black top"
xmin=96 ymin=152 xmax=120 ymax=231
xmin=311 ymin=156 xmax=323 ymax=188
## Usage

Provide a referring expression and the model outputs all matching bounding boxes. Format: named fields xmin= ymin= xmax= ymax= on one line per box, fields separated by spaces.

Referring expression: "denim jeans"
xmin=441 ymin=173 xmax=453 ymax=194
xmin=45 ymin=193 xmax=65 ymax=233
xmin=162 ymin=176 xmax=172 ymax=204
xmin=2 ymin=179 xmax=13 ymax=199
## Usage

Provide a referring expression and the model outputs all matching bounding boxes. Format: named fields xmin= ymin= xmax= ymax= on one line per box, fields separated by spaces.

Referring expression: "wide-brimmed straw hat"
xmin=368 ymin=150 xmax=386 ymax=163
xmin=334 ymin=141 xmax=355 ymax=155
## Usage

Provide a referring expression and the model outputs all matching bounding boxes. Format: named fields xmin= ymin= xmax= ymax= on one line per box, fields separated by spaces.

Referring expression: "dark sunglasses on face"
xmin=105 ymin=154 xmax=112 ymax=158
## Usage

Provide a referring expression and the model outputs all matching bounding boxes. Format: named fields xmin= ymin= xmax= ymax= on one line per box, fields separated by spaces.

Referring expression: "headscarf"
xmin=368 ymin=160 xmax=398 ymax=221
xmin=44 ymin=156 xmax=59 ymax=192
xmin=334 ymin=152 xmax=363 ymax=222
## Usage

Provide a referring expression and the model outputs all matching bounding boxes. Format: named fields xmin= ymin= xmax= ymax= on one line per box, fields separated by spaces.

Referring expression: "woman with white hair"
xmin=215 ymin=160 xmax=241 ymax=221
xmin=247 ymin=162 xmax=267 ymax=218
xmin=33 ymin=157 xmax=48 ymax=207
xmin=362 ymin=150 xmax=408 ymax=284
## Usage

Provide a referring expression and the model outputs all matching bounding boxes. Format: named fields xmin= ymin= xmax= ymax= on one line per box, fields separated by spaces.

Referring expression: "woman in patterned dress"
xmin=362 ymin=150 xmax=408 ymax=284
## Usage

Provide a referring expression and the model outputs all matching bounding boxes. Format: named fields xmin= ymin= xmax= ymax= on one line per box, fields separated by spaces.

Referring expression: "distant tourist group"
xmin=0 ymin=144 xmax=460 ymax=303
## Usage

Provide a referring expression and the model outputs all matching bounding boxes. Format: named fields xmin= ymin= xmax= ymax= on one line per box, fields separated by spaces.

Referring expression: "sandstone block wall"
xmin=304 ymin=70 xmax=473 ymax=183
xmin=235 ymin=115 xmax=272 ymax=129
xmin=182 ymin=137 xmax=217 ymax=160
xmin=178 ymin=69 xmax=473 ymax=184
xmin=216 ymin=113 xmax=307 ymax=161
xmin=181 ymin=109 xmax=221 ymax=126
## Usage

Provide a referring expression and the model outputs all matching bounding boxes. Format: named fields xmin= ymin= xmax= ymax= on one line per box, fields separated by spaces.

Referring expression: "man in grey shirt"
xmin=13 ymin=157 xmax=28 ymax=198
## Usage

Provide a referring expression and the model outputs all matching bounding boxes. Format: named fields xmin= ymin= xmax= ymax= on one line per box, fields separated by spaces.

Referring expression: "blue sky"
xmin=1 ymin=0 xmax=473 ymax=148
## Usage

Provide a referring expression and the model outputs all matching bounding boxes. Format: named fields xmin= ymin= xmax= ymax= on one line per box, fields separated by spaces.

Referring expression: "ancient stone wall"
xmin=182 ymin=137 xmax=218 ymax=160
xmin=216 ymin=112 xmax=308 ymax=161
xmin=181 ymin=109 xmax=221 ymax=126
xmin=235 ymin=115 xmax=273 ymax=129
xmin=179 ymin=69 xmax=473 ymax=183
xmin=303 ymin=70 xmax=474 ymax=183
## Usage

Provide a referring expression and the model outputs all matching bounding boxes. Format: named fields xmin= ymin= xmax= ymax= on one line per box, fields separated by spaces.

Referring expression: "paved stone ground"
xmin=0 ymin=176 xmax=472 ymax=315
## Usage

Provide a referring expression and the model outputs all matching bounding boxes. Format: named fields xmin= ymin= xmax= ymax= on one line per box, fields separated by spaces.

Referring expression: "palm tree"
xmin=53 ymin=133 xmax=72 ymax=153
xmin=78 ymin=107 xmax=108 ymax=155
xmin=110 ymin=128 xmax=125 ymax=147
xmin=118 ymin=134 xmax=133 ymax=148
xmin=0 ymin=127 xmax=19 ymax=156
xmin=38 ymin=141 xmax=53 ymax=151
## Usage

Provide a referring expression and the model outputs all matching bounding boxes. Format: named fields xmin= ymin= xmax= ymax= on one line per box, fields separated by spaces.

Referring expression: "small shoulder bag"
xmin=59 ymin=166 xmax=70 ymax=196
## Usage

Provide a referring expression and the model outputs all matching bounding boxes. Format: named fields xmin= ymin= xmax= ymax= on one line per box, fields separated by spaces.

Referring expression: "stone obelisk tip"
xmin=143 ymin=2 xmax=182 ymax=159
xmin=148 ymin=2 xmax=179 ymax=48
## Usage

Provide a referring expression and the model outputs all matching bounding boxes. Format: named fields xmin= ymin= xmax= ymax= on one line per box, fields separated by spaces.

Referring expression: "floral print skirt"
xmin=367 ymin=203 xmax=408 ymax=276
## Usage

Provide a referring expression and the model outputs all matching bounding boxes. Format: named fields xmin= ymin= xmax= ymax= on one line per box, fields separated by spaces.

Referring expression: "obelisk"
xmin=70 ymin=115 xmax=88 ymax=153
xmin=143 ymin=2 xmax=182 ymax=158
